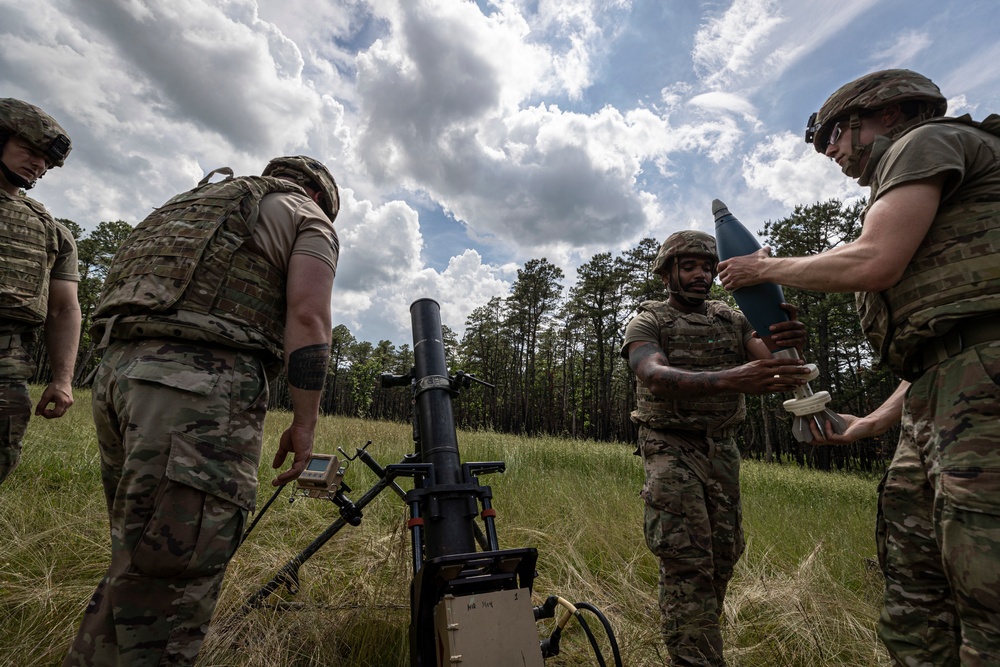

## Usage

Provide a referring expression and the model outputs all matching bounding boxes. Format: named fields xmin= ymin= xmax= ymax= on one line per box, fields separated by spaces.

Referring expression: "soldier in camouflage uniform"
xmin=64 ymin=156 xmax=341 ymax=666
xmin=718 ymin=69 xmax=1000 ymax=666
xmin=621 ymin=231 xmax=809 ymax=666
xmin=0 ymin=98 xmax=81 ymax=485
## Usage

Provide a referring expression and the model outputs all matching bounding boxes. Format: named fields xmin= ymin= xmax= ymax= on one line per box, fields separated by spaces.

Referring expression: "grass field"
xmin=0 ymin=388 xmax=890 ymax=666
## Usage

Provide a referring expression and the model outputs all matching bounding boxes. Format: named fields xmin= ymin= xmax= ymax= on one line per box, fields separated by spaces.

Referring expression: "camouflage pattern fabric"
xmin=807 ymin=69 xmax=946 ymax=152
xmin=856 ymin=197 xmax=1000 ymax=380
xmin=652 ymin=230 xmax=719 ymax=276
xmin=0 ymin=97 xmax=72 ymax=166
xmin=64 ymin=337 xmax=268 ymax=666
xmin=262 ymin=155 xmax=340 ymax=221
xmin=629 ymin=300 xmax=748 ymax=433
xmin=877 ymin=340 xmax=1000 ymax=666
xmin=91 ymin=175 xmax=302 ymax=365
xmin=0 ymin=337 xmax=35 ymax=484
xmin=0 ymin=190 xmax=60 ymax=326
xmin=639 ymin=425 xmax=744 ymax=667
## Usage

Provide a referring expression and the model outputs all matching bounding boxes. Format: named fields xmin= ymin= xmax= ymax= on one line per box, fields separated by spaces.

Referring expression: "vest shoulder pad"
xmin=636 ymin=299 xmax=740 ymax=326
xmin=18 ymin=195 xmax=55 ymax=224
xmin=912 ymin=114 xmax=1000 ymax=142
xmin=705 ymin=300 xmax=740 ymax=323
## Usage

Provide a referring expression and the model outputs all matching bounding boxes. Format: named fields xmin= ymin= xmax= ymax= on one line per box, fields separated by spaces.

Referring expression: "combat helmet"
xmin=652 ymin=230 xmax=718 ymax=276
xmin=262 ymin=155 xmax=340 ymax=221
xmin=805 ymin=69 xmax=946 ymax=152
xmin=0 ymin=98 xmax=72 ymax=190
xmin=652 ymin=230 xmax=718 ymax=302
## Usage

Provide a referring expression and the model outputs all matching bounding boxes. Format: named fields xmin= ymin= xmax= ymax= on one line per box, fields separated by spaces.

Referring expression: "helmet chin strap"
xmin=0 ymin=139 xmax=35 ymax=190
xmin=0 ymin=160 xmax=34 ymax=190
xmin=840 ymin=113 xmax=869 ymax=179
xmin=669 ymin=263 xmax=712 ymax=303
xmin=670 ymin=292 xmax=709 ymax=310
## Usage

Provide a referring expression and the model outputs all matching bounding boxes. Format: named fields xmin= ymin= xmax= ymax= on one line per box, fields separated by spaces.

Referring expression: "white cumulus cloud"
xmin=742 ymin=132 xmax=863 ymax=208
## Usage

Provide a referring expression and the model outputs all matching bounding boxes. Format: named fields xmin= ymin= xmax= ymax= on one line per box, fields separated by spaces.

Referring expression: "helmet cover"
xmin=262 ymin=155 xmax=340 ymax=221
xmin=805 ymin=69 xmax=946 ymax=152
xmin=0 ymin=98 xmax=72 ymax=167
xmin=652 ymin=230 xmax=719 ymax=276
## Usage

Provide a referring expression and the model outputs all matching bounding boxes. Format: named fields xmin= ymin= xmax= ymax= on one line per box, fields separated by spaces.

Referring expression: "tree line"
xmin=29 ymin=200 xmax=900 ymax=472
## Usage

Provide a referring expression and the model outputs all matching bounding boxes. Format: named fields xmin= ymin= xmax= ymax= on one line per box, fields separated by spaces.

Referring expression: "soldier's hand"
xmin=809 ymin=413 xmax=868 ymax=445
xmin=769 ymin=303 xmax=807 ymax=352
xmin=718 ymin=247 xmax=770 ymax=291
xmin=272 ymin=423 xmax=315 ymax=486
xmin=726 ymin=357 xmax=809 ymax=394
xmin=35 ymin=381 xmax=73 ymax=419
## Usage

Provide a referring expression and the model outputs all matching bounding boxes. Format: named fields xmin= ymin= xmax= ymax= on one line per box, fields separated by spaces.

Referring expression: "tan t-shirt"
xmin=253 ymin=191 xmax=339 ymax=275
xmin=871 ymin=120 xmax=1000 ymax=204
xmin=858 ymin=118 xmax=1000 ymax=369
xmin=52 ymin=220 xmax=80 ymax=282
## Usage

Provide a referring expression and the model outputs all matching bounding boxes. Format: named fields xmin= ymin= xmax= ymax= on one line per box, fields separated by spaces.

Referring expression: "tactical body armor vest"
xmin=856 ymin=114 xmax=1000 ymax=378
xmin=631 ymin=300 xmax=747 ymax=434
xmin=93 ymin=174 xmax=305 ymax=365
xmin=0 ymin=191 xmax=58 ymax=329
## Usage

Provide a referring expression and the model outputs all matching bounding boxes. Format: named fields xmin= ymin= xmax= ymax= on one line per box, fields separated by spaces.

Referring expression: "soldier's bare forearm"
xmin=644 ymin=366 xmax=729 ymax=398
xmin=45 ymin=280 xmax=81 ymax=386
xmin=627 ymin=342 xmax=662 ymax=375
xmin=629 ymin=342 xmax=729 ymax=398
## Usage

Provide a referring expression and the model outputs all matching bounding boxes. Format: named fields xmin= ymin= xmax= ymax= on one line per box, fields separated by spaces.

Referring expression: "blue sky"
xmin=3 ymin=0 xmax=999 ymax=346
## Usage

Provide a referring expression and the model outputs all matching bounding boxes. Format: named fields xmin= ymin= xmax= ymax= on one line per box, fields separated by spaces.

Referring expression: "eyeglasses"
xmin=828 ymin=121 xmax=845 ymax=146
xmin=806 ymin=117 xmax=849 ymax=146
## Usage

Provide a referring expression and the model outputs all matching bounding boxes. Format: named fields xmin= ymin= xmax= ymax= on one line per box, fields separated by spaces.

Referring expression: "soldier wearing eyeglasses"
xmin=718 ymin=69 xmax=1000 ymax=667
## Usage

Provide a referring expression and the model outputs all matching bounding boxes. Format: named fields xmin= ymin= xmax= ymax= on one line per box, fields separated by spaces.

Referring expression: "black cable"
xmin=575 ymin=602 xmax=623 ymax=667
xmin=572 ymin=611 xmax=606 ymax=667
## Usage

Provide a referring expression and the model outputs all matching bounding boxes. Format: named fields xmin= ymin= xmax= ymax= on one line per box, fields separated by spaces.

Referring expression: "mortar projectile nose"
xmin=712 ymin=199 xmax=730 ymax=219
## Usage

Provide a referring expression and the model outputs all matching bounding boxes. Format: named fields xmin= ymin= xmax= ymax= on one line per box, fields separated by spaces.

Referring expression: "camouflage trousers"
xmin=639 ymin=426 xmax=745 ymax=667
xmin=64 ymin=338 xmax=269 ymax=666
xmin=0 ymin=335 xmax=35 ymax=485
xmin=877 ymin=340 xmax=1000 ymax=667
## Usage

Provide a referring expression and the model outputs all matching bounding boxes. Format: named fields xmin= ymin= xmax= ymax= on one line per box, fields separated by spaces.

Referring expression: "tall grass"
xmin=0 ymin=388 xmax=889 ymax=666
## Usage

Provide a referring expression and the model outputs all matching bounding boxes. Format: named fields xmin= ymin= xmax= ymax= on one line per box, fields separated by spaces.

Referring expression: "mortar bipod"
xmin=238 ymin=445 xmax=414 ymax=614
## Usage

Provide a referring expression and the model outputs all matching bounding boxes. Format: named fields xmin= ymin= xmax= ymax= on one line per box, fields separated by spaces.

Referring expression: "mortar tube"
xmin=409 ymin=298 xmax=477 ymax=558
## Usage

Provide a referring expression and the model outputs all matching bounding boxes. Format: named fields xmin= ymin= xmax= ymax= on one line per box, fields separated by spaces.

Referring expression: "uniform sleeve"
xmin=50 ymin=221 xmax=80 ymax=282
xmin=620 ymin=310 xmax=661 ymax=360
xmin=737 ymin=311 xmax=755 ymax=346
xmin=289 ymin=199 xmax=339 ymax=276
xmin=256 ymin=192 xmax=339 ymax=276
xmin=875 ymin=124 xmax=968 ymax=201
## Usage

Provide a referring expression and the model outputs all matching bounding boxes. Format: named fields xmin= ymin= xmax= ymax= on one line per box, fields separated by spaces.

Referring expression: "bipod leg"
xmin=238 ymin=455 xmax=409 ymax=615
xmin=473 ymin=522 xmax=490 ymax=551
xmin=353 ymin=446 xmax=409 ymax=500
xmin=240 ymin=483 xmax=286 ymax=545
xmin=241 ymin=555 xmax=304 ymax=613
